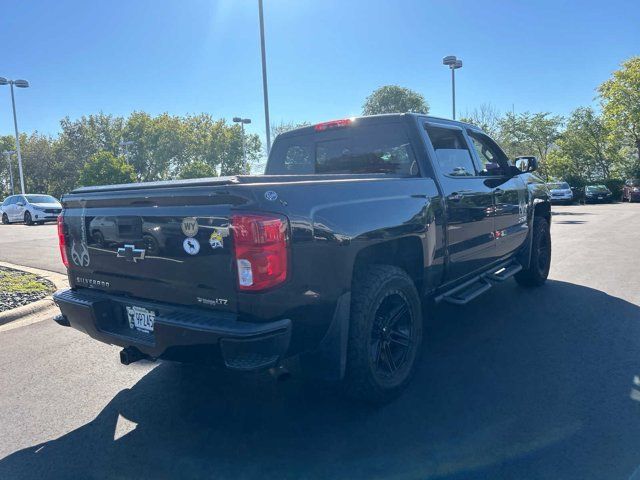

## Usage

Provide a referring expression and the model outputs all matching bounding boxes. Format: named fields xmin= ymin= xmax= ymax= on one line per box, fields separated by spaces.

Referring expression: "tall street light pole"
xmin=442 ymin=56 xmax=462 ymax=120
xmin=258 ymin=0 xmax=271 ymax=154
xmin=0 ymin=77 xmax=29 ymax=193
xmin=2 ymin=150 xmax=16 ymax=195
xmin=119 ymin=140 xmax=135 ymax=162
xmin=233 ymin=117 xmax=252 ymax=173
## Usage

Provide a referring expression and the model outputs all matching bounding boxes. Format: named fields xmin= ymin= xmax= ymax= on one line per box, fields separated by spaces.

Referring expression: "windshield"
xmin=629 ymin=179 xmax=640 ymax=187
xmin=24 ymin=195 xmax=59 ymax=204
xmin=547 ymin=182 xmax=570 ymax=190
xmin=586 ymin=185 xmax=609 ymax=193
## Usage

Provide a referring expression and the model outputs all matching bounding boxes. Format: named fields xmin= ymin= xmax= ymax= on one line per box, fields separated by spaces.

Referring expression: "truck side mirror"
xmin=514 ymin=156 xmax=538 ymax=173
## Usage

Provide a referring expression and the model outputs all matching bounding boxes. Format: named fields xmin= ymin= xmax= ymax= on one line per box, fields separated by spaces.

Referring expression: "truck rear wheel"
xmin=515 ymin=217 xmax=551 ymax=287
xmin=344 ymin=265 xmax=422 ymax=404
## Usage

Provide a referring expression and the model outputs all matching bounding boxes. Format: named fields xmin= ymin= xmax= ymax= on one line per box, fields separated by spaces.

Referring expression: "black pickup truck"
xmin=53 ymin=114 xmax=551 ymax=402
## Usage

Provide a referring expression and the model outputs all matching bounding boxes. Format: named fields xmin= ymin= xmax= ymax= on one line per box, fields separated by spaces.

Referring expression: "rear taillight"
xmin=231 ymin=213 xmax=289 ymax=291
xmin=57 ymin=215 xmax=69 ymax=268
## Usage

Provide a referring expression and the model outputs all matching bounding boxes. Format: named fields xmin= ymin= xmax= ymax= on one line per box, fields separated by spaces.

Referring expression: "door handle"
xmin=448 ymin=192 xmax=465 ymax=201
xmin=493 ymin=188 xmax=504 ymax=196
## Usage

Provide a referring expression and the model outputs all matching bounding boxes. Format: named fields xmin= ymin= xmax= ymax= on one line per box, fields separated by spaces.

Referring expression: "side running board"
xmin=436 ymin=260 xmax=523 ymax=305
xmin=484 ymin=262 xmax=522 ymax=282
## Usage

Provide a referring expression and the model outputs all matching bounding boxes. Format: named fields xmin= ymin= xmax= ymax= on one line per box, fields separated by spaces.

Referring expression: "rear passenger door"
xmin=423 ymin=122 xmax=496 ymax=281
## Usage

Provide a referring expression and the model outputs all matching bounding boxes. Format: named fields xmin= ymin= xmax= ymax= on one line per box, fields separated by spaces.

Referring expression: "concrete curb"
xmin=0 ymin=261 xmax=68 ymax=326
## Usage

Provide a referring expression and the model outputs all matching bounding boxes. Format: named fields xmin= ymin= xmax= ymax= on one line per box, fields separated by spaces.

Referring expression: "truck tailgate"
xmin=62 ymin=187 xmax=247 ymax=313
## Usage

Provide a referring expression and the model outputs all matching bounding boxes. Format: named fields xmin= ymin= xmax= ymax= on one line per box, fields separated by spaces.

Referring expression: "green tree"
xmin=548 ymin=107 xmax=621 ymax=182
xmin=54 ymin=113 xmax=125 ymax=193
xmin=459 ymin=103 xmax=502 ymax=138
xmin=362 ymin=85 xmax=429 ymax=115
xmin=271 ymin=121 xmax=311 ymax=138
xmin=599 ymin=56 xmax=640 ymax=164
xmin=78 ymin=151 xmax=136 ymax=187
xmin=20 ymin=132 xmax=57 ymax=195
xmin=0 ymin=135 xmax=16 ymax=197
xmin=499 ymin=112 xmax=563 ymax=178
xmin=178 ymin=159 xmax=217 ymax=179
xmin=123 ymin=112 xmax=186 ymax=182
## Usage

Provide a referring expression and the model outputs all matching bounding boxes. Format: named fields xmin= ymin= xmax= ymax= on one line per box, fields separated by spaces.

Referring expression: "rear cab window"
xmin=266 ymin=119 xmax=419 ymax=176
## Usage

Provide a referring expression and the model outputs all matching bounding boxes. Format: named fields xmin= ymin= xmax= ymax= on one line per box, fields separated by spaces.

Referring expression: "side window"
xmin=349 ymin=126 xmax=418 ymax=176
xmin=424 ymin=124 xmax=476 ymax=177
xmin=467 ymin=131 xmax=510 ymax=176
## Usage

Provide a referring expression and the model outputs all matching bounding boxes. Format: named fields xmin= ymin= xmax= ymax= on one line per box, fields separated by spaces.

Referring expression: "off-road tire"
xmin=344 ymin=265 xmax=422 ymax=404
xmin=515 ymin=217 xmax=551 ymax=287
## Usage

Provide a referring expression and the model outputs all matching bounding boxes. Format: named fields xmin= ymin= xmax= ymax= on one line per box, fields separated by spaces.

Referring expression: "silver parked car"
xmin=546 ymin=181 xmax=574 ymax=204
xmin=1 ymin=194 xmax=62 ymax=225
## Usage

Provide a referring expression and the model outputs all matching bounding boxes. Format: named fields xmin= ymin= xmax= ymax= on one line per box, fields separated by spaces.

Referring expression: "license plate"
xmin=126 ymin=306 xmax=155 ymax=334
xmin=598 ymin=196 xmax=603 ymax=199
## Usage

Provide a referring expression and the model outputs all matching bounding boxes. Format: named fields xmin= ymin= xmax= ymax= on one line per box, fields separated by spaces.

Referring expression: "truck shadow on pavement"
xmin=2 ymin=280 xmax=640 ymax=479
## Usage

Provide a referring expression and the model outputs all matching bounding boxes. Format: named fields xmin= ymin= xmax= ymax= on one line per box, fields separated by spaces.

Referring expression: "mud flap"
xmin=300 ymin=292 xmax=351 ymax=381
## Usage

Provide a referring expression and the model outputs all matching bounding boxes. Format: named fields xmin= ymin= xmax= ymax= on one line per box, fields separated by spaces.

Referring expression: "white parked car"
xmin=1 ymin=194 xmax=62 ymax=225
xmin=546 ymin=181 xmax=574 ymax=204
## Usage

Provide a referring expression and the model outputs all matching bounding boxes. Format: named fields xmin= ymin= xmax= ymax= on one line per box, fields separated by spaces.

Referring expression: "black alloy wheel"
xmin=370 ymin=292 xmax=415 ymax=382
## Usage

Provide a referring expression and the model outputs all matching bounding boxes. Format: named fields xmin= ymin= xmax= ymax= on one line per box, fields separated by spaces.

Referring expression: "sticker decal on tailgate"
xmin=71 ymin=207 xmax=90 ymax=267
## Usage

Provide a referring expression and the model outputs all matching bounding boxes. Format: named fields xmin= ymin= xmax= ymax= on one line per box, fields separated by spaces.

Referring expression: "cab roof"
xmin=276 ymin=113 xmax=481 ymax=139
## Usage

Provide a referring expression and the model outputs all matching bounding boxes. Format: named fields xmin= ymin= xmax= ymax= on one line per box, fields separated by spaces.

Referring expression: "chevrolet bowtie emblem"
xmin=116 ymin=244 xmax=146 ymax=262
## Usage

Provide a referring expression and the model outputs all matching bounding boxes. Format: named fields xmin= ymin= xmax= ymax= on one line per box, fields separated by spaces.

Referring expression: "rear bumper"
xmin=585 ymin=196 xmax=613 ymax=203
xmin=53 ymin=288 xmax=291 ymax=371
xmin=550 ymin=197 xmax=573 ymax=204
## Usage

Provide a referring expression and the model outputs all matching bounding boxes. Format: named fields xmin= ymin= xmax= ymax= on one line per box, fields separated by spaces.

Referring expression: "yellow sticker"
xmin=209 ymin=231 xmax=224 ymax=249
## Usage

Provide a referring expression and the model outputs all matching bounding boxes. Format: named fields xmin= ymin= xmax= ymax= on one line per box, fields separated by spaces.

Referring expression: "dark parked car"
xmin=622 ymin=179 xmax=640 ymax=203
xmin=581 ymin=185 xmax=613 ymax=204
xmin=53 ymin=114 xmax=552 ymax=403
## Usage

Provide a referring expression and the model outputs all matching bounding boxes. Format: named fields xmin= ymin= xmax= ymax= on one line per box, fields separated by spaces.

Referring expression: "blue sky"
xmin=1 ymin=0 xmax=638 ymax=146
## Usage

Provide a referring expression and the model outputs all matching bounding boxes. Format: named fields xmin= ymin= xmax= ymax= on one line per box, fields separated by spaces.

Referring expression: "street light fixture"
xmin=233 ymin=117 xmax=252 ymax=172
xmin=442 ymin=56 xmax=463 ymax=120
xmin=0 ymin=77 xmax=29 ymax=193
xmin=2 ymin=150 xmax=16 ymax=195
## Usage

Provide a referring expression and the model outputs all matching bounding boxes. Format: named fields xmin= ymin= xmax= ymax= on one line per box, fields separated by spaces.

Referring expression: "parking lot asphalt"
xmin=1 ymin=202 xmax=640 ymax=479
xmin=0 ymin=222 xmax=65 ymax=274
